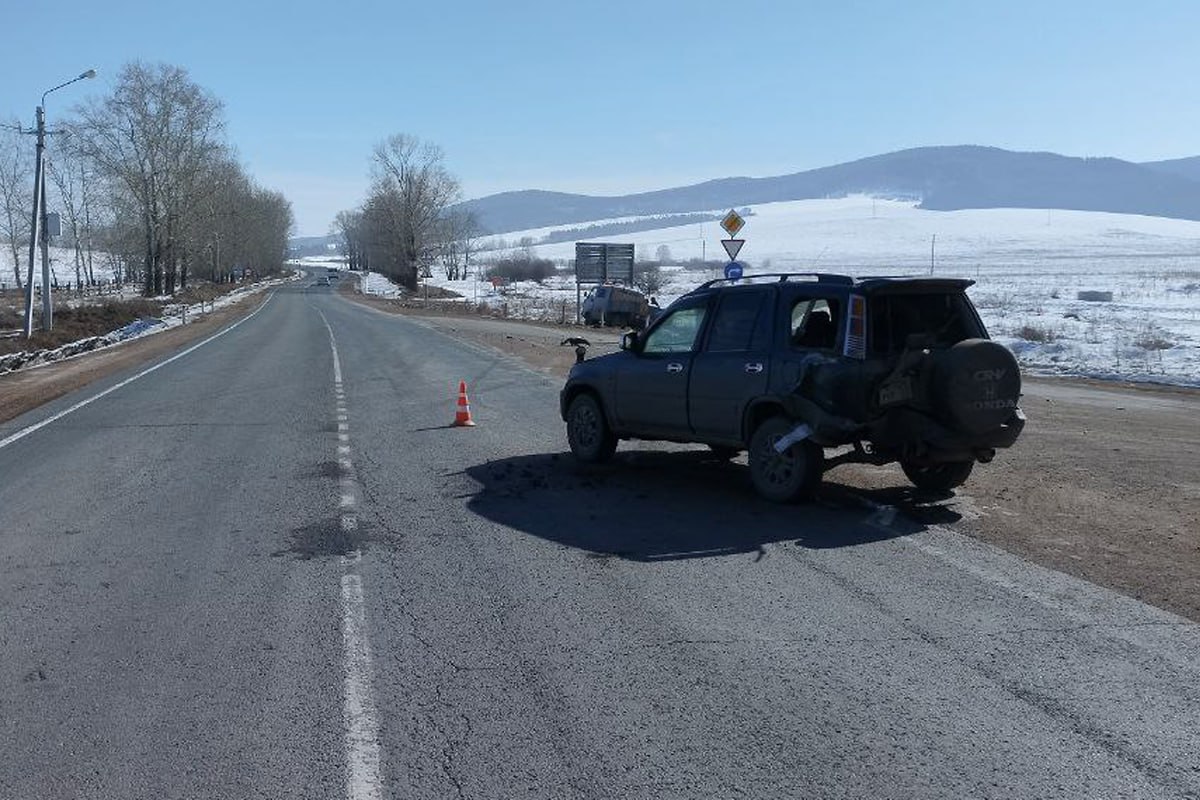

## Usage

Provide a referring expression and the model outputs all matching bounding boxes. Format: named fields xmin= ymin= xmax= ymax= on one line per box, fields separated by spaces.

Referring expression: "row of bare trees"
xmin=332 ymin=134 xmax=480 ymax=291
xmin=0 ymin=61 xmax=292 ymax=296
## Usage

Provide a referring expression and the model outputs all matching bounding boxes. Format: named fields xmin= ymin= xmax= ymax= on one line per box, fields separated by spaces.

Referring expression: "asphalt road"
xmin=2 ymin=281 xmax=1199 ymax=799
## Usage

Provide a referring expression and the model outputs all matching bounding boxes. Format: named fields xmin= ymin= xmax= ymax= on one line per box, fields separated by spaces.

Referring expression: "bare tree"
xmin=0 ymin=123 xmax=33 ymax=289
xmin=365 ymin=134 xmax=460 ymax=290
xmin=73 ymin=61 xmax=225 ymax=296
xmin=634 ymin=263 xmax=664 ymax=295
xmin=437 ymin=208 xmax=481 ymax=280
xmin=332 ymin=209 xmax=366 ymax=271
xmin=45 ymin=129 xmax=101 ymax=292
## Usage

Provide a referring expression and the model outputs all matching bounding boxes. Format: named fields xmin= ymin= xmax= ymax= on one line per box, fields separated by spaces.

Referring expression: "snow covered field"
xmin=296 ymin=197 xmax=1200 ymax=387
xmin=0 ymin=245 xmax=122 ymax=292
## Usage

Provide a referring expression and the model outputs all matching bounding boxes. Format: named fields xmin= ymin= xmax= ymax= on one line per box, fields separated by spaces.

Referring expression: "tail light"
xmin=844 ymin=294 xmax=866 ymax=359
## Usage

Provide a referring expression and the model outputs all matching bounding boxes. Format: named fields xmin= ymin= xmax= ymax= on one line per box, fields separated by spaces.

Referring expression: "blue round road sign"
xmin=724 ymin=261 xmax=744 ymax=280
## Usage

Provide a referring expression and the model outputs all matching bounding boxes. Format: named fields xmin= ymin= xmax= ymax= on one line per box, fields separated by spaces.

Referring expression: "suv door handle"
xmin=666 ymin=363 xmax=684 ymax=374
xmin=744 ymin=362 xmax=764 ymax=374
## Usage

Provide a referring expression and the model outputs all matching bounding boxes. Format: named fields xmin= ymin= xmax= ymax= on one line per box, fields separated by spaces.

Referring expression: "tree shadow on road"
xmin=462 ymin=449 xmax=962 ymax=562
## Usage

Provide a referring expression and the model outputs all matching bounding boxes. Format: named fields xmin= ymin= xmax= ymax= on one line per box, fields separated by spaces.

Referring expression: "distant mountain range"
xmin=454 ymin=145 xmax=1200 ymax=235
xmin=289 ymin=146 xmax=1200 ymax=250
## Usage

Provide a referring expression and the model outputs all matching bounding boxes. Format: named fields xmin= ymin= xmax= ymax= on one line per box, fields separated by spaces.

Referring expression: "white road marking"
xmin=0 ymin=293 xmax=275 ymax=452
xmin=340 ymin=573 xmax=382 ymax=800
xmin=317 ymin=308 xmax=383 ymax=800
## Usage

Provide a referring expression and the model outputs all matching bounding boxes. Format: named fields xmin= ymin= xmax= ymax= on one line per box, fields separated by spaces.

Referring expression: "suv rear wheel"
xmin=748 ymin=417 xmax=824 ymax=502
xmin=901 ymin=460 xmax=973 ymax=492
xmin=566 ymin=393 xmax=618 ymax=463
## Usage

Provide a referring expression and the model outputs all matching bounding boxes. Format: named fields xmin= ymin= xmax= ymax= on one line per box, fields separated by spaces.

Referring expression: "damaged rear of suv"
xmin=560 ymin=273 xmax=1025 ymax=502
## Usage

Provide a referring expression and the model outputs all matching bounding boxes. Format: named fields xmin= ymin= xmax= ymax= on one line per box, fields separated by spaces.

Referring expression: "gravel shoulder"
xmin=343 ymin=289 xmax=1200 ymax=622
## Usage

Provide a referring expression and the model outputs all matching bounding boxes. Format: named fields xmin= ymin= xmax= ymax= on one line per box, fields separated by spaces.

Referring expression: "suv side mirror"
xmin=620 ymin=331 xmax=639 ymax=351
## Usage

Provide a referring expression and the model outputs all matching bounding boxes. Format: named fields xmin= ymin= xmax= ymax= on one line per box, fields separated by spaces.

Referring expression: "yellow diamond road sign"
xmin=720 ymin=209 xmax=745 ymax=237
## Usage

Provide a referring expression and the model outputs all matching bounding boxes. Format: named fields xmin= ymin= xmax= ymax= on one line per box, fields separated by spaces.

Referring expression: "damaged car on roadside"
xmin=560 ymin=273 xmax=1025 ymax=501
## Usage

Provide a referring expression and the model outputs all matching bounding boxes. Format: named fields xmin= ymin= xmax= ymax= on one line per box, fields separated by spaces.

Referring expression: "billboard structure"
xmin=574 ymin=242 xmax=635 ymax=323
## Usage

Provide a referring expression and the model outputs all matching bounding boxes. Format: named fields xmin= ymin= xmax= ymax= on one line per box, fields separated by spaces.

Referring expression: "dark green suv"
xmin=560 ymin=273 xmax=1024 ymax=502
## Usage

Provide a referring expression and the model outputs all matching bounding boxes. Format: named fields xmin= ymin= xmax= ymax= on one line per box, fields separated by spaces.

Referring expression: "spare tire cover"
xmin=932 ymin=339 xmax=1021 ymax=436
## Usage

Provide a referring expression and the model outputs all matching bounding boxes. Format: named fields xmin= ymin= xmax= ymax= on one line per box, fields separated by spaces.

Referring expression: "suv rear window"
xmin=868 ymin=292 xmax=983 ymax=355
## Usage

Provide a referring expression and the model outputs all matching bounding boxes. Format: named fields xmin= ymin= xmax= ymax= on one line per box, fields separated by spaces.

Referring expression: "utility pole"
xmin=21 ymin=69 xmax=96 ymax=338
xmin=21 ymin=106 xmax=45 ymax=337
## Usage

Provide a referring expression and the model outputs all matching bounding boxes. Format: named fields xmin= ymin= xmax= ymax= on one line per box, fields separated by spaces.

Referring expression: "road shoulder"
xmin=0 ymin=292 xmax=271 ymax=426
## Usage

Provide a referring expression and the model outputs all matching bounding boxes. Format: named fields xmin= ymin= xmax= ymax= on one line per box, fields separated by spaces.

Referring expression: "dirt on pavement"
xmin=344 ymin=289 xmax=1200 ymax=623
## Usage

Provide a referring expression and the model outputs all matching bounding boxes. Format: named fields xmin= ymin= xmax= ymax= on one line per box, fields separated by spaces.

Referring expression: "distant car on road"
xmin=581 ymin=284 xmax=650 ymax=328
xmin=560 ymin=273 xmax=1024 ymax=501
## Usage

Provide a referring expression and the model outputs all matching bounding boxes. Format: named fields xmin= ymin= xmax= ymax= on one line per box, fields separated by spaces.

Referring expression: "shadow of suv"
xmin=560 ymin=273 xmax=1025 ymax=502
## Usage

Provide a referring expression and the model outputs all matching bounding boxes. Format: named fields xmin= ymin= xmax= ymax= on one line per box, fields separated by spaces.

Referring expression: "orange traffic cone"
xmin=453 ymin=380 xmax=476 ymax=427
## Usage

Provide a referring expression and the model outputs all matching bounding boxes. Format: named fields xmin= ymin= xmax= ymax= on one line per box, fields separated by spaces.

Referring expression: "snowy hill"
xmin=459 ymin=146 xmax=1200 ymax=235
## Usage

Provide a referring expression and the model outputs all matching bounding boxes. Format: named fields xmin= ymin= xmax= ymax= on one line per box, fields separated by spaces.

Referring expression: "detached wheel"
xmin=566 ymin=393 xmax=617 ymax=463
xmin=748 ymin=417 xmax=823 ymax=503
xmin=901 ymin=460 xmax=973 ymax=491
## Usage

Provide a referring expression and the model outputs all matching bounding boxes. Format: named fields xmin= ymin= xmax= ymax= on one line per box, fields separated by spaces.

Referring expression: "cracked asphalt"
xmin=2 ymin=280 xmax=1199 ymax=798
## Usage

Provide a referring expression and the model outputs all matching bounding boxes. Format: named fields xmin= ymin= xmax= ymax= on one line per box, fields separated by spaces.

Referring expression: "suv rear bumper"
xmin=871 ymin=407 xmax=1025 ymax=461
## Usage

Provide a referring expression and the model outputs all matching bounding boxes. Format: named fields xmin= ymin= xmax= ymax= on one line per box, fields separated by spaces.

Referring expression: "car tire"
xmin=566 ymin=393 xmax=618 ymax=463
xmin=748 ymin=417 xmax=823 ymax=503
xmin=901 ymin=460 xmax=973 ymax=491
xmin=707 ymin=445 xmax=740 ymax=460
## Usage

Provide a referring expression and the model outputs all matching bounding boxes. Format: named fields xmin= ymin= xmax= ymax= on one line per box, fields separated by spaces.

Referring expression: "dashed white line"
xmin=317 ymin=309 xmax=383 ymax=800
xmin=340 ymin=573 xmax=382 ymax=800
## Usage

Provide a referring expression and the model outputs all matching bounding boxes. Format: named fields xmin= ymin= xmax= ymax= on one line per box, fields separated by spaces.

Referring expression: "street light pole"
xmin=21 ymin=106 xmax=45 ymax=338
xmin=22 ymin=69 xmax=96 ymax=338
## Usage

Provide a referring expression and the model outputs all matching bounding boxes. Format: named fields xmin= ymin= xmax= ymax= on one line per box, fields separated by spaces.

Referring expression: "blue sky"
xmin=3 ymin=0 xmax=1198 ymax=235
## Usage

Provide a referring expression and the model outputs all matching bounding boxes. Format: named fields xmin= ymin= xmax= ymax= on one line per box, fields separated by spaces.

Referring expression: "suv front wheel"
xmin=566 ymin=393 xmax=618 ymax=463
xmin=748 ymin=417 xmax=824 ymax=502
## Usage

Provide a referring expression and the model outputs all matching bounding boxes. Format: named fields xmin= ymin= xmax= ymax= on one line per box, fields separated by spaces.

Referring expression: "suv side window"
xmin=789 ymin=297 xmax=841 ymax=350
xmin=642 ymin=305 xmax=708 ymax=353
xmin=705 ymin=290 xmax=769 ymax=353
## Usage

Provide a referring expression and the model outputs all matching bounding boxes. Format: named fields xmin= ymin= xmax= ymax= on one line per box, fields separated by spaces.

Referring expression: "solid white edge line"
xmin=0 ymin=292 xmax=276 ymax=452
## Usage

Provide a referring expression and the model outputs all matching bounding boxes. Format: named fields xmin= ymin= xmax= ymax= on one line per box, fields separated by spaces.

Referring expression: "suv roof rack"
xmin=692 ymin=273 xmax=856 ymax=291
